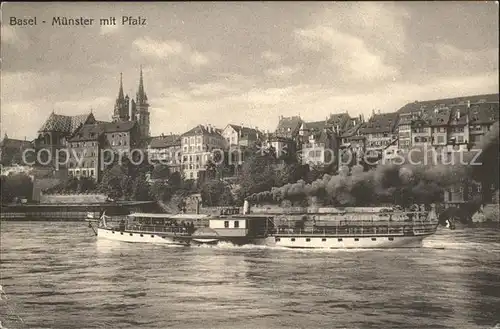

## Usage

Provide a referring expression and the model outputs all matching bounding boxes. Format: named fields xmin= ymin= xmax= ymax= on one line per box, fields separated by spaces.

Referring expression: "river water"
xmin=0 ymin=222 xmax=499 ymax=329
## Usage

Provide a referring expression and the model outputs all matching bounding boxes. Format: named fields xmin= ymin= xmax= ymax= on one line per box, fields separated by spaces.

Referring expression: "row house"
xmin=396 ymin=106 xmax=452 ymax=153
xmin=397 ymin=112 xmax=414 ymax=150
xmin=300 ymin=121 xmax=338 ymax=166
xmin=447 ymin=104 xmax=470 ymax=152
xmin=181 ymin=124 xmax=225 ymax=180
xmin=467 ymin=102 xmax=499 ymax=147
xmin=268 ymin=116 xmax=303 ymax=159
xmin=429 ymin=107 xmax=452 ymax=152
xmin=148 ymin=134 xmax=182 ymax=172
xmin=339 ymin=121 xmax=366 ymax=163
xmin=326 ymin=112 xmax=353 ymax=134
xmin=66 ymin=121 xmax=141 ymax=180
xmin=358 ymin=111 xmax=399 ymax=158
xmin=396 ymin=94 xmax=499 ymax=153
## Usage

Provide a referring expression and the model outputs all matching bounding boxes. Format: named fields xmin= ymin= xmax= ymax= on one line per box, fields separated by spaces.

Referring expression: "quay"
xmin=0 ymin=201 xmax=156 ymax=221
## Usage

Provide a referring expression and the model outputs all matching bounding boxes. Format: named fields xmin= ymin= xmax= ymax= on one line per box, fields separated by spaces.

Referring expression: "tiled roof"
xmin=428 ymin=108 xmax=452 ymax=126
xmin=149 ymin=134 xmax=181 ymax=148
xmin=468 ymin=103 xmax=499 ymax=125
xmin=68 ymin=121 xmax=137 ymax=142
xmin=314 ymin=129 xmax=336 ymax=144
xmin=359 ymin=112 xmax=399 ymax=134
xmin=275 ymin=116 xmax=302 ymax=138
xmin=182 ymin=125 xmax=223 ymax=137
xmin=327 ymin=112 xmax=351 ymax=131
xmin=397 ymin=93 xmax=499 ymax=114
xmin=68 ymin=124 xmax=105 ymax=142
xmin=448 ymin=105 xmax=469 ymax=126
xmin=101 ymin=121 xmax=137 ymax=133
xmin=38 ymin=112 xmax=95 ymax=134
xmin=341 ymin=121 xmax=364 ymax=138
xmin=303 ymin=120 xmax=328 ymax=132
xmin=228 ymin=124 xmax=262 ymax=139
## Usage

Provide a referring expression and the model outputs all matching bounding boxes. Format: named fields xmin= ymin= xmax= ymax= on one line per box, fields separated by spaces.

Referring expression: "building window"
xmin=224 ymin=221 xmax=229 ymax=228
xmin=234 ymin=221 xmax=239 ymax=228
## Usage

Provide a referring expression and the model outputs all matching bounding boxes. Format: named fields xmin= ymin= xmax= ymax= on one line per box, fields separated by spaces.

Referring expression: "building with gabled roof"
xmin=148 ymin=134 xmax=182 ymax=172
xmin=222 ymin=124 xmax=263 ymax=148
xmin=0 ymin=134 xmax=34 ymax=166
xmin=34 ymin=111 xmax=97 ymax=167
xmin=467 ymin=102 xmax=499 ymax=147
xmin=65 ymin=121 xmax=141 ymax=181
xmin=274 ymin=115 xmax=303 ymax=139
xmin=180 ymin=124 xmax=225 ymax=181
xmin=327 ymin=112 xmax=352 ymax=134
xmin=359 ymin=111 xmax=399 ymax=153
xmin=300 ymin=124 xmax=339 ymax=167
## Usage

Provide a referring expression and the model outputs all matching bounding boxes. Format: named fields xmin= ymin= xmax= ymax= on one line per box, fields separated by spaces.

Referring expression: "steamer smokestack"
xmin=243 ymin=200 xmax=250 ymax=214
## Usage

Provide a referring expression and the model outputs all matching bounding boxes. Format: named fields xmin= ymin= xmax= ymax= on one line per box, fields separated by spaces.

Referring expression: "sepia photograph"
xmin=1 ymin=2 xmax=499 ymax=328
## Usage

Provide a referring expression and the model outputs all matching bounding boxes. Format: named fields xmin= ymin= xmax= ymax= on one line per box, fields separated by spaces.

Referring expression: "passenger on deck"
xmin=119 ymin=219 xmax=126 ymax=232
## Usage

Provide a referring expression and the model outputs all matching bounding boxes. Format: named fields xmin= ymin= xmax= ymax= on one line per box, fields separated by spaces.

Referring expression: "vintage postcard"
xmin=1 ymin=2 xmax=499 ymax=329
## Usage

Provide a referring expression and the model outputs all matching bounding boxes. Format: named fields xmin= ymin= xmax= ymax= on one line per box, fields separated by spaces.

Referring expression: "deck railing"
xmin=275 ymin=222 xmax=437 ymax=237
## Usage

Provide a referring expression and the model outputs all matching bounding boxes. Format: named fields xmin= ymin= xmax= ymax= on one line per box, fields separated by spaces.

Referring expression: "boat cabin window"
xmin=234 ymin=220 xmax=239 ymax=228
xmin=224 ymin=221 xmax=229 ymax=228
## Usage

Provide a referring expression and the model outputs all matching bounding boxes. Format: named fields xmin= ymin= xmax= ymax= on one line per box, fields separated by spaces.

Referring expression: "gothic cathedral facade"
xmin=112 ymin=67 xmax=150 ymax=139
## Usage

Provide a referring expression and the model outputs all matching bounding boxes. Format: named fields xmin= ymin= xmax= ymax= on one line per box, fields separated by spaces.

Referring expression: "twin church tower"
xmin=112 ymin=67 xmax=150 ymax=138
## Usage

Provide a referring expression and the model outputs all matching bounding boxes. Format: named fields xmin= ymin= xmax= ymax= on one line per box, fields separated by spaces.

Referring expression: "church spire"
xmin=118 ymin=72 xmax=124 ymax=101
xmin=136 ymin=66 xmax=147 ymax=104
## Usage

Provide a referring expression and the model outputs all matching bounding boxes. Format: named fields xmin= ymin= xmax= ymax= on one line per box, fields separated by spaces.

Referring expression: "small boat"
xmin=86 ymin=210 xmax=203 ymax=246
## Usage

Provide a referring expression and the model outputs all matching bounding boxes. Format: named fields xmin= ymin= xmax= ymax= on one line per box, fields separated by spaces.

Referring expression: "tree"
xmin=77 ymin=177 xmax=97 ymax=193
xmin=200 ymin=179 xmax=234 ymax=206
xmin=151 ymin=164 xmax=170 ymax=180
xmin=1 ymin=173 xmax=33 ymax=203
xmin=238 ymin=151 xmax=277 ymax=200
xmin=131 ymin=173 xmax=151 ymax=201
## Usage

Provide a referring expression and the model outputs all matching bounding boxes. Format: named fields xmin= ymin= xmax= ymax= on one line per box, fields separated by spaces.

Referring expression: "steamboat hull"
xmin=97 ymin=228 xmax=189 ymax=246
xmin=189 ymin=236 xmax=269 ymax=246
xmin=268 ymin=233 xmax=433 ymax=249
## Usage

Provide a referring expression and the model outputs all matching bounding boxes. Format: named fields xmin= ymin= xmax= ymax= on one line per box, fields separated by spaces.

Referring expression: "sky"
xmin=1 ymin=2 xmax=499 ymax=140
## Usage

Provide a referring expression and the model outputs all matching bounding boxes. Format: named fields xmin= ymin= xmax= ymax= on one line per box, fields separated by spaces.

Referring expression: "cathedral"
xmin=112 ymin=67 xmax=151 ymax=139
